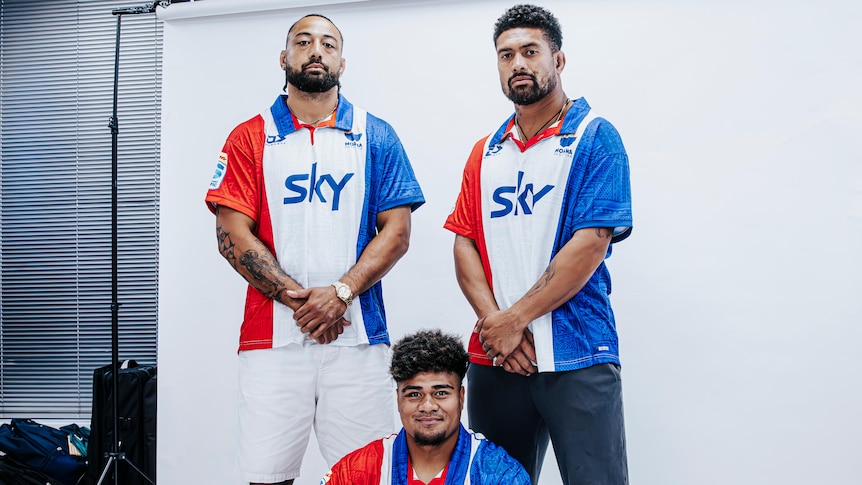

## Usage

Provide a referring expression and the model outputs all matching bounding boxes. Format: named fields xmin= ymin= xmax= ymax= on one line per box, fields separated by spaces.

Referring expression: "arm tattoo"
xmin=525 ymin=261 xmax=556 ymax=299
xmin=216 ymin=225 xmax=238 ymax=269
xmin=239 ymin=249 xmax=289 ymax=302
xmin=217 ymin=224 xmax=295 ymax=302
xmin=595 ymin=228 xmax=614 ymax=239
xmin=521 ymin=229 xmax=611 ymax=302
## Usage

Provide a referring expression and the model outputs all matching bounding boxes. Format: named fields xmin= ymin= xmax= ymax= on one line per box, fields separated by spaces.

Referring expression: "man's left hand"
xmin=500 ymin=330 xmax=537 ymax=376
xmin=477 ymin=310 xmax=525 ymax=363
xmin=287 ymin=286 xmax=352 ymax=343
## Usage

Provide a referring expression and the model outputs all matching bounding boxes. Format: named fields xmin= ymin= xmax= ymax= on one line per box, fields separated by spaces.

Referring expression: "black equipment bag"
xmin=86 ymin=361 xmax=156 ymax=485
xmin=0 ymin=452 xmax=62 ymax=485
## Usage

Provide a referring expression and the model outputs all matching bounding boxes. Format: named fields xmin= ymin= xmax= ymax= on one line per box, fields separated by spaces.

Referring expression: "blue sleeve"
xmin=365 ymin=114 xmax=425 ymax=213
xmin=471 ymin=441 xmax=532 ymax=485
xmin=564 ymin=117 xmax=633 ymax=244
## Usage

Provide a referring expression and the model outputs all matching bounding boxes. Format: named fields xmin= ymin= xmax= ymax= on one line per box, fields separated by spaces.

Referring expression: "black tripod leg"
xmin=122 ymin=455 xmax=156 ymax=485
xmin=96 ymin=452 xmax=155 ymax=485
xmin=96 ymin=455 xmax=117 ymax=485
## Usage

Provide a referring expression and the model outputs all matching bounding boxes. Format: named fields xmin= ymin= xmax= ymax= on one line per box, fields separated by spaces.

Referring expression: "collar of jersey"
xmin=390 ymin=424 xmax=472 ymax=485
xmin=489 ymin=96 xmax=592 ymax=146
xmin=270 ymin=93 xmax=354 ymax=137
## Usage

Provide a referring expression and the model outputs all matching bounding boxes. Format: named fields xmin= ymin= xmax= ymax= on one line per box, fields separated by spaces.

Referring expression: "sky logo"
xmin=490 ymin=171 xmax=554 ymax=218
xmin=283 ymin=162 xmax=354 ymax=211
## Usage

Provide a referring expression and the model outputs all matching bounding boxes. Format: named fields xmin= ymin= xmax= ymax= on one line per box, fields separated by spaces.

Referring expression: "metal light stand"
xmin=96 ymin=2 xmax=167 ymax=484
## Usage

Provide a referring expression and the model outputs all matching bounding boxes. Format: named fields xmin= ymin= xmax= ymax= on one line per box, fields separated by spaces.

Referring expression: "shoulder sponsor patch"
xmin=209 ymin=152 xmax=228 ymax=190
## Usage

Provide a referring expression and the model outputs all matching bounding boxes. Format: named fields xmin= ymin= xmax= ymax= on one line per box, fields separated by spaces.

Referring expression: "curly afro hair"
xmin=390 ymin=329 xmax=469 ymax=384
xmin=493 ymin=4 xmax=563 ymax=52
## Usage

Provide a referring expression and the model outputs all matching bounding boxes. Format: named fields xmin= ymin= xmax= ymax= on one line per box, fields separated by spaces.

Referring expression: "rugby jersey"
xmin=207 ymin=94 xmax=424 ymax=351
xmin=444 ymin=97 xmax=632 ymax=372
xmin=320 ymin=425 xmax=530 ymax=485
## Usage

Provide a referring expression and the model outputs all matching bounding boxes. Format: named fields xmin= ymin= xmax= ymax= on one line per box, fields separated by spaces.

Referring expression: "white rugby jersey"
xmin=445 ymin=98 xmax=632 ymax=372
xmin=207 ymin=94 xmax=424 ymax=351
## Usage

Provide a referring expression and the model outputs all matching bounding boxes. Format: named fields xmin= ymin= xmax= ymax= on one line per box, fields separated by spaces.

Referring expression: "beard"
xmin=505 ymin=72 xmax=556 ymax=106
xmin=413 ymin=428 xmax=449 ymax=446
xmin=285 ymin=58 xmax=340 ymax=93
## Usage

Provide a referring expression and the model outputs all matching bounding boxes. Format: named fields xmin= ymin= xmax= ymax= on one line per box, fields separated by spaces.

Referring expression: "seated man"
xmin=321 ymin=329 xmax=530 ymax=485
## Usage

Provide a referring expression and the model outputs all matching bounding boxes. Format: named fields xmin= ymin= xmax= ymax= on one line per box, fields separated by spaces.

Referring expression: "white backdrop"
xmin=157 ymin=0 xmax=862 ymax=484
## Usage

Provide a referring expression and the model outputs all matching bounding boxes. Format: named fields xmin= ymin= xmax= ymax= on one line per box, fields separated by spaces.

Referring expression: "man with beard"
xmin=205 ymin=14 xmax=424 ymax=485
xmin=320 ymin=330 xmax=529 ymax=485
xmin=444 ymin=4 xmax=632 ymax=484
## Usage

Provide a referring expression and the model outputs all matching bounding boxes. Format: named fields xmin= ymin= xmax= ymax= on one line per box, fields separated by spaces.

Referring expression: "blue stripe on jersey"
xmin=270 ymin=95 xmax=297 ymax=136
xmin=356 ymin=110 xmax=425 ymax=344
xmin=489 ymin=114 xmax=516 ymax=146
xmin=547 ymin=98 xmax=633 ymax=371
xmin=335 ymin=97 xmax=354 ymax=131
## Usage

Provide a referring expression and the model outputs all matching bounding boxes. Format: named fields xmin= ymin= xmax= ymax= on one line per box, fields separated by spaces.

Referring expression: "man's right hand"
xmin=287 ymin=287 xmax=352 ymax=344
xmin=500 ymin=330 xmax=538 ymax=376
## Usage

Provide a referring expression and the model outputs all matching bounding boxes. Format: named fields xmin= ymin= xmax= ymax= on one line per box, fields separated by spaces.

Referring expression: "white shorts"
xmin=237 ymin=343 xmax=396 ymax=483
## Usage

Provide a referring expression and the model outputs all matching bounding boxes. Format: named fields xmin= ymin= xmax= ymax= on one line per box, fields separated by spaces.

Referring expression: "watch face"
xmin=337 ymin=286 xmax=351 ymax=299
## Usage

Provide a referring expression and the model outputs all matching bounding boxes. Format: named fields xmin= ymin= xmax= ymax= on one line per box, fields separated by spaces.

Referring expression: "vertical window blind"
xmin=0 ymin=0 xmax=161 ymax=418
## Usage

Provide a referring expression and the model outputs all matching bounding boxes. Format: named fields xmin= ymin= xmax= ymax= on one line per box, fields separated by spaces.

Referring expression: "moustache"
xmin=508 ymin=72 xmax=537 ymax=87
xmin=302 ymin=57 xmax=329 ymax=72
xmin=416 ymin=411 xmax=442 ymax=417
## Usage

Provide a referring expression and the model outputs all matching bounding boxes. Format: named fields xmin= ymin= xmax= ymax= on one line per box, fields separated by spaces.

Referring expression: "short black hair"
xmin=493 ymin=4 xmax=563 ymax=52
xmin=287 ymin=13 xmax=344 ymax=44
xmin=390 ymin=330 xmax=469 ymax=384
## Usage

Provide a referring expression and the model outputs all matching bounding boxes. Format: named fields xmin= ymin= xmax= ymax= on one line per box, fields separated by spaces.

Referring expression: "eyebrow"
xmin=400 ymin=384 xmax=456 ymax=393
xmin=497 ymin=41 xmax=541 ymax=54
xmin=293 ymin=31 xmax=339 ymax=43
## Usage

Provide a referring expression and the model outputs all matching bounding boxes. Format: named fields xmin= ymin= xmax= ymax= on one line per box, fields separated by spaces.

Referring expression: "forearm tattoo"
xmin=239 ymin=250 xmax=290 ymax=302
xmin=524 ymin=229 xmax=612 ymax=300
xmin=217 ymin=225 xmax=295 ymax=302
xmin=216 ymin=225 xmax=238 ymax=269
xmin=595 ymin=227 xmax=614 ymax=239
xmin=526 ymin=261 xmax=556 ymax=299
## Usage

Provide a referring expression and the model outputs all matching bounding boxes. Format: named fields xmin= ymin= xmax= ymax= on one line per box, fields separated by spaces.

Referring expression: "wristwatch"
xmin=331 ymin=281 xmax=353 ymax=307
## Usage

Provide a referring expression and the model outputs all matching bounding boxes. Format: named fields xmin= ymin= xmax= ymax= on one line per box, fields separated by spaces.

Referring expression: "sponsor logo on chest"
xmin=491 ymin=171 xmax=554 ymax=218
xmin=343 ymin=132 xmax=363 ymax=149
xmin=263 ymin=131 xmax=366 ymax=213
xmin=485 ymin=139 xmax=574 ymax=219
xmin=283 ymin=162 xmax=353 ymax=211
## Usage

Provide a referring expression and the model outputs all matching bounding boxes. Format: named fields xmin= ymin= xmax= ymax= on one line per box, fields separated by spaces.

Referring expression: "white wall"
xmin=157 ymin=0 xmax=862 ymax=484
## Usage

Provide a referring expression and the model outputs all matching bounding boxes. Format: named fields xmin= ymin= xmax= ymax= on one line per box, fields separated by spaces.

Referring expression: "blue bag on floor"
xmin=0 ymin=418 xmax=86 ymax=485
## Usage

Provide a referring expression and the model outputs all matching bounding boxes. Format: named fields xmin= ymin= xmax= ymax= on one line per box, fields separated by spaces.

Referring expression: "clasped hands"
xmin=286 ymin=286 xmax=350 ymax=344
xmin=476 ymin=311 xmax=537 ymax=376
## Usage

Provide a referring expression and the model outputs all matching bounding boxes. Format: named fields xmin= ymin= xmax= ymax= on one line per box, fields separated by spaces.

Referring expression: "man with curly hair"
xmin=320 ymin=330 xmax=529 ymax=485
xmin=444 ymin=4 xmax=632 ymax=484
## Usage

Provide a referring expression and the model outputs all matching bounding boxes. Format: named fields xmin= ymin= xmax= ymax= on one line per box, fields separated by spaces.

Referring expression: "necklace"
xmin=307 ymin=104 xmax=337 ymax=125
xmin=515 ymin=99 xmax=569 ymax=141
xmin=289 ymin=101 xmax=338 ymax=126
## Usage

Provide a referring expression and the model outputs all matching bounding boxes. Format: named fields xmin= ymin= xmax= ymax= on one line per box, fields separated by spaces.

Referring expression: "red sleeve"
xmin=443 ymin=137 xmax=489 ymax=239
xmin=321 ymin=440 xmax=384 ymax=485
xmin=204 ymin=114 xmax=265 ymax=221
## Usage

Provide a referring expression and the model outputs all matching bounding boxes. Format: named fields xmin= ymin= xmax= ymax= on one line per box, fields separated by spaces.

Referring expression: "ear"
xmin=555 ymin=51 xmax=566 ymax=73
xmin=279 ymin=49 xmax=287 ymax=70
xmin=338 ymin=57 xmax=346 ymax=76
xmin=459 ymin=385 xmax=465 ymax=411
